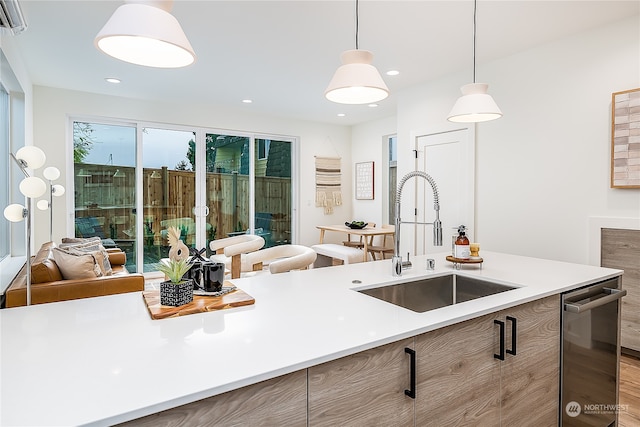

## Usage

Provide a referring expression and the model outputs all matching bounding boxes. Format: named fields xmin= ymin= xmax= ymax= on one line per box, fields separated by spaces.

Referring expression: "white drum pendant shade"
xmin=95 ymin=2 xmax=196 ymax=68
xmin=325 ymin=50 xmax=389 ymax=104
xmin=448 ymin=83 xmax=502 ymax=123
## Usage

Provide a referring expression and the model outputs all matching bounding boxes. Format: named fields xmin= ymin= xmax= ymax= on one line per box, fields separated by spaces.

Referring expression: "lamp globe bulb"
xmin=15 ymin=146 xmax=46 ymax=170
xmin=43 ymin=166 xmax=61 ymax=181
xmin=52 ymin=184 xmax=66 ymax=196
xmin=19 ymin=177 xmax=47 ymax=198
xmin=37 ymin=200 xmax=50 ymax=210
xmin=3 ymin=204 xmax=26 ymax=222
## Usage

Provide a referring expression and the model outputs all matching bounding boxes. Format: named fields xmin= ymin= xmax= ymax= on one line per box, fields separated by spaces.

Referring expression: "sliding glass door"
xmin=142 ymin=127 xmax=196 ymax=271
xmin=203 ymin=133 xmax=250 ymax=252
xmin=202 ymin=134 xmax=294 ymax=252
xmin=254 ymin=138 xmax=293 ymax=247
xmin=72 ymin=119 xmax=296 ymax=272
xmin=72 ymin=121 xmax=138 ymax=270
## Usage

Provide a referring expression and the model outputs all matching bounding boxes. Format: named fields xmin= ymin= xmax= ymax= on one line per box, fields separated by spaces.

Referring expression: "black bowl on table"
xmin=345 ymin=221 xmax=368 ymax=229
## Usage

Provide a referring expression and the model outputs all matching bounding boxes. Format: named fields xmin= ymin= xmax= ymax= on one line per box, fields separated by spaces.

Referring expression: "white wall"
xmin=351 ymin=115 xmax=397 ymax=228
xmin=31 ymin=86 xmax=352 ymax=249
xmin=394 ymin=15 xmax=640 ymax=264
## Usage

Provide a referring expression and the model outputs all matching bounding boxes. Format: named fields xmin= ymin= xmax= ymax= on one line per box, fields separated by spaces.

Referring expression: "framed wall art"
xmin=611 ymin=88 xmax=640 ymax=188
xmin=355 ymin=161 xmax=374 ymax=200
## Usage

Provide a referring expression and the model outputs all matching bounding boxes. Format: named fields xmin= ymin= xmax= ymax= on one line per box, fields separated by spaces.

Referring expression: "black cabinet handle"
xmin=494 ymin=319 xmax=505 ymax=360
xmin=404 ymin=347 xmax=416 ymax=399
xmin=506 ymin=316 xmax=517 ymax=356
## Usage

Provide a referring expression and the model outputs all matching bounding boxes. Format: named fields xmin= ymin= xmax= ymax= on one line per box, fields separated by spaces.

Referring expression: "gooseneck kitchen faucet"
xmin=392 ymin=171 xmax=443 ymax=276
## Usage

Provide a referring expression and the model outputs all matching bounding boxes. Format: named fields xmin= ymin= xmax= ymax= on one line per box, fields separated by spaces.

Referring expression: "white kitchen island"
xmin=0 ymin=251 xmax=622 ymax=426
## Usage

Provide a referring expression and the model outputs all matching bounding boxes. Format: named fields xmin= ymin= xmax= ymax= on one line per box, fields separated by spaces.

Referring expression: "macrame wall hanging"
xmin=315 ymin=156 xmax=342 ymax=215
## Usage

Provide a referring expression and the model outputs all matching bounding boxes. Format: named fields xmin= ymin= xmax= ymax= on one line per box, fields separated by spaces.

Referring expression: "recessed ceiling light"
xmin=337 ymin=113 xmax=346 ymax=117
xmin=105 ymin=77 xmax=121 ymax=84
xmin=242 ymin=99 xmax=253 ymax=104
xmin=368 ymin=103 xmax=379 ymax=108
xmin=386 ymin=70 xmax=400 ymax=76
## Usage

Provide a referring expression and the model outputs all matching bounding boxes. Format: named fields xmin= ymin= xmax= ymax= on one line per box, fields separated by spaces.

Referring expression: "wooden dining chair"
xmin=342 ymin=222 xmax=376 ymax=248
xmin=366 ymin=224 xmax=394 ymax=261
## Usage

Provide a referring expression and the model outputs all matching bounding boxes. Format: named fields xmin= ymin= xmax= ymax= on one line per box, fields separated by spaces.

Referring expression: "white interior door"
xmin=414 ymin=128 xmax=474 ymax=256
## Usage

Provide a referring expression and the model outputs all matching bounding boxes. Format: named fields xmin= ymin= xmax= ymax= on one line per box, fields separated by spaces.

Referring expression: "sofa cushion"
xmin=59 ymin=240 xmax=112 ymax=276
xmin=31 ymin=242 xmax=63 ymax=284
xmin=52 ymin=247 xmax=103 ymax=280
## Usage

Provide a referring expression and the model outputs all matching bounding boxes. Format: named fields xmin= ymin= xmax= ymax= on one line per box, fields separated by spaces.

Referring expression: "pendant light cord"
xmin=355 ymin=0 xmax=359 ymax=50
xmin=472 ymin=0 xmax=477 ymax=83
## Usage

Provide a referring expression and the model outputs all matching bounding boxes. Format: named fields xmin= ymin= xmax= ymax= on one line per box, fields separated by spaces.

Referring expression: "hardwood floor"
xmin=620 ymin=353 xmax=640 ymax=427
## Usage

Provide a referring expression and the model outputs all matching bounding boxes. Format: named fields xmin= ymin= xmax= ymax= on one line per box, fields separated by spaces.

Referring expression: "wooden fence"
xmin=74 ymin=164 xmax=291 ymax=246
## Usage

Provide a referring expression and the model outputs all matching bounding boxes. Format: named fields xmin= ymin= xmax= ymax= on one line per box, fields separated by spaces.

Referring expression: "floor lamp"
xmin=3 ymin=146 xmax=48 ymax=306
xmin=37 ymin=167 xmax=66 ymax=242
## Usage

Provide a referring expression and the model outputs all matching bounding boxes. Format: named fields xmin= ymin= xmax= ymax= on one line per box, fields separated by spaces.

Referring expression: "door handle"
xmin=494 ymin=319 xmax=505 ymax=361
xmin=404 ymin=347 xmax=416 ymax=399
xmin=506 ymin=316 xmax=517 ymax=356
xmin=564 ymin=288 xmax=627 ymax=313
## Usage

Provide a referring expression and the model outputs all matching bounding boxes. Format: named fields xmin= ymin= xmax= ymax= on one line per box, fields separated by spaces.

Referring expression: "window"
xmin=258 ymin=139 xmax=270 ymax=160
xmin=71 ymin=118 xmax=298 ymax=272
xmin=254 ymin=138 xmax=292 ymax=247
xmin=0 ymin=49 xmax=27 ymax=290
xmin=142 ymin=127 xmax=196 ymax=271
xmin=0 ymin=85 xmax=11 ymax=260
xmin=0 ymin=85 xmax=9 ymax=262
xmin=73 ymin=121 xmax=138 ymax=270
xmin=388 ymin=135 xmax=397 ymax=222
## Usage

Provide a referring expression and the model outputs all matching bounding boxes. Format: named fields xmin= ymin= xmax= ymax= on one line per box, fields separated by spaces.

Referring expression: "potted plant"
xmin=156 ymin=258 xmax=195 ymax=307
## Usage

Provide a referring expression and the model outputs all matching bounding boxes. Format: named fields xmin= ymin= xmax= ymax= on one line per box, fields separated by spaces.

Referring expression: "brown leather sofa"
xmin=4 ymin=241 xmax=144 ymax=308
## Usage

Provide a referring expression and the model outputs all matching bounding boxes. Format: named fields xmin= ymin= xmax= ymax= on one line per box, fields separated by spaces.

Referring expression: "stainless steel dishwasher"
xmin=560 ymin=277 xmax=626 ymax=426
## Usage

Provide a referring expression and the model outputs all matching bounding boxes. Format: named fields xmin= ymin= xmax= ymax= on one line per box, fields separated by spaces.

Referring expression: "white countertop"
xmin=0 ymin=251 xmax=622 ymax=426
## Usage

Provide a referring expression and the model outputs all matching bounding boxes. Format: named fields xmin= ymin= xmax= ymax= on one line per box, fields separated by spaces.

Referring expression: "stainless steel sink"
xmin=357 ymin=274 xmax=517 ymax=313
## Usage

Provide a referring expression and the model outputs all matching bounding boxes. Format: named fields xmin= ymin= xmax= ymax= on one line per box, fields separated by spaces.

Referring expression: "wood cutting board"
xmin=142 ymin=282 xmax=255 ymax=320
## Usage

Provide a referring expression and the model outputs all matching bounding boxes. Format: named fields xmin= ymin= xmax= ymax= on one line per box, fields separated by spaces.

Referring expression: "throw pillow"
xmin=59 ymin=241 xmax=112 ymax=276
xmin=52 ymin=248 xmax=103 ymax=280
xmin=61 ymin=236 xmax=101 ymax=244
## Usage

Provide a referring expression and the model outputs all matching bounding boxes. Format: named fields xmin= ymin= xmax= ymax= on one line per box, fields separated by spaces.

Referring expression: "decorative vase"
xmin=160 ymin=279 xmax=194 ymax=307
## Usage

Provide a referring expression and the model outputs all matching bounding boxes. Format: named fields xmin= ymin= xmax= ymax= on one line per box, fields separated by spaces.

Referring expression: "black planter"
xmin=160 ymin=279 xmax=194 ymax=307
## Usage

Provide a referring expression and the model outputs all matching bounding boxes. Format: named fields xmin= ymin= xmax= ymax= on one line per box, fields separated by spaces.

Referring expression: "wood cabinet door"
xmin=414 ymin=313 xmax=501 ymax=426
xmin=601 ymin=228 xmax=640 ymax=352
xmin=499 ymin=295 xmax=560 ymax=427
xmin=118 ymin=370 xmax=307 ymax=427
xmin=308 ymin=338 xmax=415 ymax=427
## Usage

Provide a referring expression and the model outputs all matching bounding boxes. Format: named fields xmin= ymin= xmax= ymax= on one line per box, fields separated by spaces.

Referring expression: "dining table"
xmin=316 ymin=224 xmax=396 ymax=263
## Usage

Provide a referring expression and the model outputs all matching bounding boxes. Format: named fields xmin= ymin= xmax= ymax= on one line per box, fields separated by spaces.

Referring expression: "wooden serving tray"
xmin=446 ymin=255 xmax=483 ymax=264
xmin=142 ymin=282 xmax=255 ymax=320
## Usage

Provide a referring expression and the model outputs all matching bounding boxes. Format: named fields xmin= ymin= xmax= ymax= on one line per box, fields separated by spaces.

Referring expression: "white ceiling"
xmin=10 ymin=0 xmax=640 ymax=125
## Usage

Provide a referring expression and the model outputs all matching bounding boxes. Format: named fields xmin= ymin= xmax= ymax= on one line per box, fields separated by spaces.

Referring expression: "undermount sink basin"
xmin=357 ymin=274 xmax=517 ymax=313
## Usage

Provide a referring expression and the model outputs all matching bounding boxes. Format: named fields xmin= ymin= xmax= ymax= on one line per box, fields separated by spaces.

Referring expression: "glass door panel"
xmin=205 ymin=134 xmax=250 ymax=255
xmin=72 ymin=122 xmax=137 ymax=271
xmin=254 ymin=138 xmax=292 ymax=247
xmin=142 ymin=128 xmax=196 ymax=271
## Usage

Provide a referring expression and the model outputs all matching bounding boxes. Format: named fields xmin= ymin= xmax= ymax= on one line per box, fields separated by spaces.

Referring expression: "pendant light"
xmin=325 ymin=0 xmax=389 ymax=104
xmin=448 ymin=0 xmax=502 ymax=123
xmin=95 ymin=0 xmax=196 ymax=68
